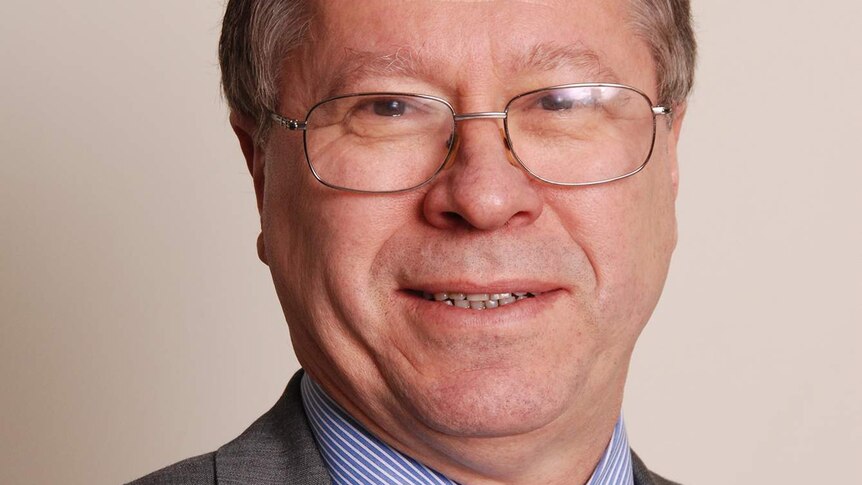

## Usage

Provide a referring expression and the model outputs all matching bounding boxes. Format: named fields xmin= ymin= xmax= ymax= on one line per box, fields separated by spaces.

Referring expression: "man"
xmin=132 ymin=0 xmax=695 ymax=483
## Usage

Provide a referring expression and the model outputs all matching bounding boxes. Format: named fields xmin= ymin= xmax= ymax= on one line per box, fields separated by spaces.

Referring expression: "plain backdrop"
xmin=1 ymin=1 xmax=860 ymax=484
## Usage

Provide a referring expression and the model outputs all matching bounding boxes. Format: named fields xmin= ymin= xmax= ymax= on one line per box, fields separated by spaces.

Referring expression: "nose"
xmin=422 ymin=119 xmax=543 ymax=230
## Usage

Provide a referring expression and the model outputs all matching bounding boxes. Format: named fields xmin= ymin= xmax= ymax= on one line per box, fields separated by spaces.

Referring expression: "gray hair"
xmin=218 ymin=0 xmax=696 ymax=144
xmin=628 ymin=0 xmax=697 ymax=113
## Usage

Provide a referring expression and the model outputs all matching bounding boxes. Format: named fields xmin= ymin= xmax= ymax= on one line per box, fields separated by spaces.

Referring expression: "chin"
xmin=395 ymin=366 xmax=576 ymax=438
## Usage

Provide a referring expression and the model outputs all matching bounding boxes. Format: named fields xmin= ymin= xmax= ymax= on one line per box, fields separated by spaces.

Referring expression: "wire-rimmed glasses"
xmin=271 ymin=83 xmax=671 ymax=193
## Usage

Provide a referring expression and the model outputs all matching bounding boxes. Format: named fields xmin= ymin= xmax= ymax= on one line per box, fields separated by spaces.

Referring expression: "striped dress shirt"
xmin=301 ymin=374 xmax=633 ymax=485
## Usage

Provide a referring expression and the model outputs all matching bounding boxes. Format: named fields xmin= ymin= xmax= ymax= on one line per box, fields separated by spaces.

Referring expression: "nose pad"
xmin=442 ymin=132 xmax=460 ymax=169
xmin=500 ymin=127 xmax=520 ymax=168
xmin=501 ymin=127 xmax=512 ymax=151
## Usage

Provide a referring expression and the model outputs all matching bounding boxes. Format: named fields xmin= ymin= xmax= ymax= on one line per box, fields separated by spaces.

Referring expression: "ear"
xmin=230 ymin=111 xmax=269 ymax=265
xmin=667 ymin=102 xmax=687 ymax=199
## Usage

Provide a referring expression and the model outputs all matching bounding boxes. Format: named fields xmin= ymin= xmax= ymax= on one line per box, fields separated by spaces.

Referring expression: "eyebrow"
xmin=322 ymin=42 xmax=620 ymax=97
xmin=323 ymin=47 xmax=425 ymax=97
xmin=512 ymin=42 xmax=621 ymax=83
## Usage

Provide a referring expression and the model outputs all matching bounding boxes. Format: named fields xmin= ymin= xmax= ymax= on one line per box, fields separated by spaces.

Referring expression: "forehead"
xmin=291 ymin=0 xmax=655 ymax=104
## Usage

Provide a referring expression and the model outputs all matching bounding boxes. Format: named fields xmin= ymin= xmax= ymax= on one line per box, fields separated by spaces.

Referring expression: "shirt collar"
xmin=301 ymin=373 xmax=632 ymax=485
xmin=586 ymin=409 xmax=634 ymax=485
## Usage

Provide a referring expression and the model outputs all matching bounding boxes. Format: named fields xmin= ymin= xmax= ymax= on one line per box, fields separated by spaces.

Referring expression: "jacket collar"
xmin=214 ymin=371 xmax=332 ymax=484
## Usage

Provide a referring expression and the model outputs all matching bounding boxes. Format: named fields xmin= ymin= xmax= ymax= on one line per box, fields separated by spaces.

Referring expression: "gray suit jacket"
xmin=129 ymin=371 xmax=679 ymax=484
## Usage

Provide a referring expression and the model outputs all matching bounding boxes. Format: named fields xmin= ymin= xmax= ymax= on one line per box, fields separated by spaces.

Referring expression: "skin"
xmin=232 ymin=1 xmax=686 ymax=483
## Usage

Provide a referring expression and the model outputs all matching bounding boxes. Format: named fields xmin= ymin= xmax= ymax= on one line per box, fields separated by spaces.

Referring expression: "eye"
xmin=373 ymin=99 xmax=407 ymax=117
xmin=539 ymin=92 xmax=575 ymax=111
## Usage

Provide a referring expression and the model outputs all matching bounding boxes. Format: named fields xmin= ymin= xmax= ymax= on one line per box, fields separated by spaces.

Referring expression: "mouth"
xmin=418 ymin=291 xmax=542 ymax=310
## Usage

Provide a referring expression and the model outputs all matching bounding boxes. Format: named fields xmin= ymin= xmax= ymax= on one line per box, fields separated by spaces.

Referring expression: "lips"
xmin=421 ymin=291 xmax=542 ymax=310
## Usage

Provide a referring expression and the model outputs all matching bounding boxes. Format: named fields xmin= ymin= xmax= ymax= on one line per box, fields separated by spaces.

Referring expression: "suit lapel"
xmin=214 ymin=371 xmax=332 ymax=484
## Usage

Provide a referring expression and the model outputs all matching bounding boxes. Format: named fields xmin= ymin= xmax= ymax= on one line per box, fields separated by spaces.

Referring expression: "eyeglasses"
xmin=270 ymin=83 xmax=671 ymax=193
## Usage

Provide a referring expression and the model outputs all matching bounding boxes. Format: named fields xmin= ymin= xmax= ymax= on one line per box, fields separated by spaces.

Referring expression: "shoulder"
xmin=649 ymin=471 xmax=683 ymax=485
xmin=125 ymin=371 xmax=331 ymax=485
xmin=631 ymin=450 xmax=683 ymax=485
xmin=126 ymin=452 xmax=216 ymax=485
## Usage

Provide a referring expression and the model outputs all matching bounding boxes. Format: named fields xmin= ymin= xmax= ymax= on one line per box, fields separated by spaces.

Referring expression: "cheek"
xmin=262 ymin=139 xmax=422 ymax=324
xmin=608 ymin=148 xmax=677 ymax=329
xmin=549 ymin=146 xmax=677 ymax=335
xmin=261 ymin=139 xmax=318 ymax=272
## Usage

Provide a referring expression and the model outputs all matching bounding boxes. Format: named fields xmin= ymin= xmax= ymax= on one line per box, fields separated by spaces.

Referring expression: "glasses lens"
xmin=506 ymin=85 xmax=656 ymax=184
xmin=304 ymin=94 xmax=455 ymax=192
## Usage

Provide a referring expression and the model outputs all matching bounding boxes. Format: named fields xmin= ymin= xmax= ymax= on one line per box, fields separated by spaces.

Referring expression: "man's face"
xmin=254 ymin=0 xmax=682 ymax=447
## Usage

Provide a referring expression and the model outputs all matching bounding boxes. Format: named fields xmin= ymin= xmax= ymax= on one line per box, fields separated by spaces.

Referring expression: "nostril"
xmin=442 ymin=211 xmax=465 ymax=226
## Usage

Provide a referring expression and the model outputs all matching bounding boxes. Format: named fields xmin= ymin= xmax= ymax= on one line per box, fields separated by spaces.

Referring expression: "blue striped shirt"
xmin=301 ymin=374 xmax=633 ymax=485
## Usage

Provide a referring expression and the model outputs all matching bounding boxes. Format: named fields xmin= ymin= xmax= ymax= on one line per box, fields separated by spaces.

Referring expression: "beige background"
xmin=1 ymin=1 xmax=860 ymax=484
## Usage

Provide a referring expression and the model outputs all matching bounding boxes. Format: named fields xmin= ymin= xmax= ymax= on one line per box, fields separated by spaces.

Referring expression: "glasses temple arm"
xmin=271 ymin=112 xmax=308 ymax=131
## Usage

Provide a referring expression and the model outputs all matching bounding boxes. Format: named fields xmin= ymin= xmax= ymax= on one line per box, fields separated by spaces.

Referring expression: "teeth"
xmin=421 ymin=290 xmax=541 ymax=309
